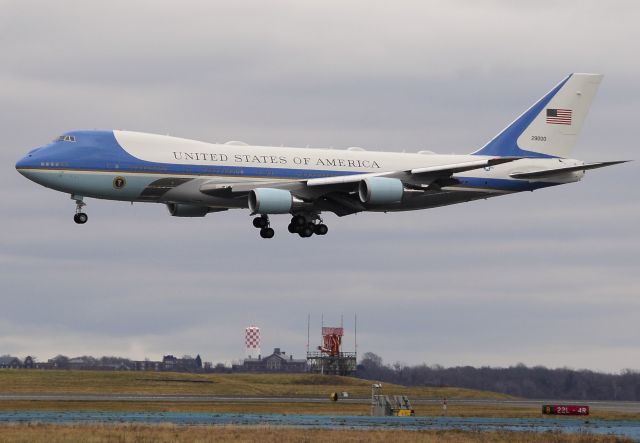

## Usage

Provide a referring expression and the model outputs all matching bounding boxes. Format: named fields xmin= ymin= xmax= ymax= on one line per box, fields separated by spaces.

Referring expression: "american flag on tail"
xmin=546 ymin=108 xmax=572 ymax=125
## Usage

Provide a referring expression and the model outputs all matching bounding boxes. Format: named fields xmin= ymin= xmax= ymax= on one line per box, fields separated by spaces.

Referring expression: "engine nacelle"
xmin=248 ymin=188 xmax=293 ymax=214
xmin=166 ymin=203 xmax=211 ymax=217
xmin=358 ymin=177 xmax=404 ymax=205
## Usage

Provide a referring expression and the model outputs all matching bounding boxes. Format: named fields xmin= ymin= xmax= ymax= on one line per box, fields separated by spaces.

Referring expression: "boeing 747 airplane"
xmin=15 ymin=73 xmax=627 ymax=238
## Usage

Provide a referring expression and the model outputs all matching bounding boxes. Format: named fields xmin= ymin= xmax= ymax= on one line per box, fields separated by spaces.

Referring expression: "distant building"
xmin=0 ymin=356 xmax=22 ymax=369
xmin=65 ymin=357 xmax=132 ymax=371
xmin=68 ymin=357 xmax=90 ymax=369
xmin=203 ymin=362 xmax=231 ymax=373
xmin=0 ymin=353 xmax=208 ymax=372
xmin=162 ymin=354 xmax=203 ymax=372
xmin=33 ymin=361 xmax=55 ymax=370
xmin=47 ymin=355 xmax=70 ymax=369
xmin=132 ymin=360 xmax=162 ymax=371
xmin=233 ymin=348 xmax=307 ymax=373
xmin=23 ymin=356 xmax=34 ymax=369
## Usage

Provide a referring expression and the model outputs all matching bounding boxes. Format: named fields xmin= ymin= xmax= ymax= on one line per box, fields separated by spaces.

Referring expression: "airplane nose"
xmin=15 ymin=156 xmax=28 ymax=169
xmin=15 ymin=147 xmax=43 ymax=176
xmin=15 ymin=155 xmax=30 ymax=173
xmin=16 ymin=154 xmax=35 ymax=171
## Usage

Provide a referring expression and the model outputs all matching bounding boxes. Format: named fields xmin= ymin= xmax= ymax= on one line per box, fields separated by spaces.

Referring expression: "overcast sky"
xmin=1 ymin=0 xmax=638 ymax=372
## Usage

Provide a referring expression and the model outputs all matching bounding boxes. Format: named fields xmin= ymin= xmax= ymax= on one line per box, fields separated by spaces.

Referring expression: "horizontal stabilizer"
xmin=510 ymin=161 xmax=629 ymax=179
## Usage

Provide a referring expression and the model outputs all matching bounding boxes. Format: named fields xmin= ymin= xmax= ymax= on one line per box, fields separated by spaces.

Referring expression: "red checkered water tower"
xmin=245 ymin=325 xmax=261 ymax=359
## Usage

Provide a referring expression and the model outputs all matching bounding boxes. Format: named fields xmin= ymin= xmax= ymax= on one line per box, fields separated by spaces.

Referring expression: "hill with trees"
xmin=356 ymin=352 xmax=640 ymax=400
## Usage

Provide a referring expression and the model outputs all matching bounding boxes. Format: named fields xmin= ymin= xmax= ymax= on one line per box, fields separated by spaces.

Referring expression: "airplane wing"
xmin=200 ymin=157 xmax=520 ymax=196
xmin=509 ymin=161 xmax=629 ymax=179
xmin=306 ymin=157 xmax=519 ymax=187
xmin=197 ymin=156 xmax=521 ymax=215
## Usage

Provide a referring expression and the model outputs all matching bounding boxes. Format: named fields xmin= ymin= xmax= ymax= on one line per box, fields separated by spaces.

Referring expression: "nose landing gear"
xmin=72 ymin=195 xmax=88 ymax=224
xmin=73 ymin=212 xmax=88 ymax=224
xmin=252 ymin=215 xmax=274 ymax=239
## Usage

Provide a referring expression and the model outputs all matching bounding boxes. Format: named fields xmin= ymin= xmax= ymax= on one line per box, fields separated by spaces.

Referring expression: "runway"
xmin=2 ymin=394 xmax=639 ymax=413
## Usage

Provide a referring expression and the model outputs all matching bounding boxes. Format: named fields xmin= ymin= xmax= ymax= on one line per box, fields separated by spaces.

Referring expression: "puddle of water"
xmin=0 ymin=412 xmax=638 ymax=440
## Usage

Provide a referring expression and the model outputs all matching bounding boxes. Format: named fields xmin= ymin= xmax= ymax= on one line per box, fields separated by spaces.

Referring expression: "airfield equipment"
xmin=307 ymin=326 xmax=356 ymax=375
xmin=371 ymin=384 xmax=415 ymax=417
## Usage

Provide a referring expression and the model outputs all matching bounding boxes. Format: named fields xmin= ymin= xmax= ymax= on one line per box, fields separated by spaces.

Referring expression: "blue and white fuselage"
xmin=15 ymin=73 xmax=626 ymax=238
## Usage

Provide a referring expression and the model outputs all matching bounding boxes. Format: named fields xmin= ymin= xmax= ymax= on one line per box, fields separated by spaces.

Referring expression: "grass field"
xmin=0 ymin=369 xmax=510 ymax=399
xmin=0 ymin=370 xmax=637 ymax=441
xmin=0 ymin=370 xmax=638 ymax=421
xmin=0 ymin=424 xmax=632 ymax=443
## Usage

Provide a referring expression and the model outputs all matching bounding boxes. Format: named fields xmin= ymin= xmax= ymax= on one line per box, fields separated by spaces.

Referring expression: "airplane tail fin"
xmin=473 ymin=73 xmax=603 ymax=158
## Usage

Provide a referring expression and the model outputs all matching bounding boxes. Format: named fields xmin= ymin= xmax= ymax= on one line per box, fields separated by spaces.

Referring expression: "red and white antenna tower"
xmin=319 ymin=326 xmax=344 ymax=357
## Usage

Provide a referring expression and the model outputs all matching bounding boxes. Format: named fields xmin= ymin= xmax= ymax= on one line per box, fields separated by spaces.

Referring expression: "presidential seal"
xmin=113 ymin=176 xmax=127 ymax=189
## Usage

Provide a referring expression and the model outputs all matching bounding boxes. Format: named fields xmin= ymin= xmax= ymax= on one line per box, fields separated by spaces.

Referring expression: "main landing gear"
xmin=252 ymin=215 xmax=275 ymax=239
xmin=287 ymin=214 xmax=328 ymax=238
xmin=251 ymin=214 xmax=329 ymax=239
xmin=72 ymin=195 xmax=88 ymax=224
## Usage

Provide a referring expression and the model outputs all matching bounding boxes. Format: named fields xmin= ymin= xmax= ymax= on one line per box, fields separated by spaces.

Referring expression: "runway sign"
xmin=542 ymin=405 xmax=589 ymax=415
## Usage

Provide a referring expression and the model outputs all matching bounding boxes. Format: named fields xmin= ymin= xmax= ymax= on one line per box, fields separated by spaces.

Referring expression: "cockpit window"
xmin=55 ymin=135 xmax=76 ymax=142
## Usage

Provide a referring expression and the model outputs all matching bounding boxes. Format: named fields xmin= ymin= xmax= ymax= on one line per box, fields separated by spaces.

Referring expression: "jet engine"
xmin=358 ymin=177 xmax=404 ymax=204
xmin=248 ymin=188 xmax=294 ymax=214
xmin=166 ymin=203 xmax=211 ymax=217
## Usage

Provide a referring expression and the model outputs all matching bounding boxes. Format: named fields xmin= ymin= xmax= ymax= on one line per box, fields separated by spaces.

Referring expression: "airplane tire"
xmin=74 ymin=213 xmax=88 ymax=224
xmin=287 ymin=223 xmax=297 ymax=233
xmin=291 ymin=215 xmax=306 ymax=226
xmin=299 ymin=226 xmax=314 ymax=237
xmin=260 ymin=227 xmax=275 ymax=239
xmin=314 ymin=224 xmax=328 ymax=235
xmin=253 ymin=216 xmax=267 ymax=228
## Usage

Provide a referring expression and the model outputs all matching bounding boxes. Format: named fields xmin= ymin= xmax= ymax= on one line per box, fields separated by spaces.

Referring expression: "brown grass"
xmin=1 ymin=370 xmax=636 ymax=424
xmin=0 ymin=424 xmax=631 ymax=443
xmin=0 ymin=369 xmax=511 ymax=399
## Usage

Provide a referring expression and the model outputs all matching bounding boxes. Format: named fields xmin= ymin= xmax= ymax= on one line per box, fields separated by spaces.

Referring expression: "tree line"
xmin=355 ymin=352 xmax=640 ymax=400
